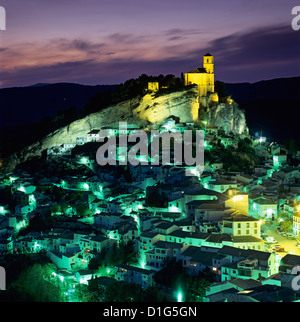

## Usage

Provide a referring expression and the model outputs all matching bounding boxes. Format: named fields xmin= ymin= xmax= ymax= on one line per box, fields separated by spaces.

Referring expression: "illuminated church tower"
xmin=203 ymin=53 xmax=214 ymax=93
xmin=184 ymin=53 xmax=215 ymax=97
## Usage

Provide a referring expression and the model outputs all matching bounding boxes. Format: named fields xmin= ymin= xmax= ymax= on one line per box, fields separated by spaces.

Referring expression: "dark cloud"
xmin=108 ymin=33 xmax=144 ymax=44
xmin=1 ymin=24 xmax=299 ymax=87
xmin=168 ymin=36 xmax=182 ymax=41
xmin=54 ymin=38 xmax=105 ymax=52
xmin=208 ymin=24 xmax=300 ymax=82
xmin=0 ymin=56 xmax=193 ymax=88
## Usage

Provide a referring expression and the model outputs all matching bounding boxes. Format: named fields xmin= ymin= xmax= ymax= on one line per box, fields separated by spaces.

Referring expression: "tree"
xmin=154 ymin=259 xmax=186 ymax=288
xmin=11 ymin=263 xmax=63 ymax=302
xmin=214 ymin=81 xmax=227 ymax=99
xmin=280 ymin=219 xmax=293 ymax=233
xmin=286 ymin=138 xmax=298 ymax=156
xmin=83 ymin=276 xmax=105 ymax=302
xmin=141 ymin=285 xmax=165 ymax=302
xmin=76 ymin=204 xmax=90 ymax=217
xmin=186 ymin=275 xmax=211 ymax=301
xmin=18 ymin=213 xmax=48 ymax=236
xmin=237 ymin=137 xmax=254 ymax=154
xmin=104 ymin=281 xmax=142 ymax=302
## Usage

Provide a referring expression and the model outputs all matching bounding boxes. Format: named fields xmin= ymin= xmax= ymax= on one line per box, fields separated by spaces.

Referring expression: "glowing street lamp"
xmin=177 ymin=290 xmax=183 ymax=302
xmin=232 ymin=195 xmax=244 ymax=202
xmin=82 ymin=183 xmax=89 ymax=190
xmin=81 ymin=157 xmax=88 ymax=164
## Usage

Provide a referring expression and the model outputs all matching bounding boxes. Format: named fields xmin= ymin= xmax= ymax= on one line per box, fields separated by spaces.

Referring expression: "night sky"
xmin=0 ymin=0 xmax=299 ymax=88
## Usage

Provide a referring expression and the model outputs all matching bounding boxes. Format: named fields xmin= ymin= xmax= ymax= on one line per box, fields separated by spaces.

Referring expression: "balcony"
xmin=238 ymin=268 xmax=252 ymax=277
xmin=237 ymin=259 xmax=257 ymax=277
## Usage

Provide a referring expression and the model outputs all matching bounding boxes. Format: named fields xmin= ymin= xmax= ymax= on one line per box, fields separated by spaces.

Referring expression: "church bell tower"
xmin=203 ymin=53 xmax=214 ymax=92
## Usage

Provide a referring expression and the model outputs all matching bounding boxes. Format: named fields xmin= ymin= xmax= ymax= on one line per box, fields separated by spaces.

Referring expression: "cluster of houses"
xmin=1 ymin=121 xmax=300 ymax=302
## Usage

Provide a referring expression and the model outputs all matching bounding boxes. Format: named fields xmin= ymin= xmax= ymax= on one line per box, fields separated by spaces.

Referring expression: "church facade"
xmin=184 ymin=53 xmax=215 ymax=98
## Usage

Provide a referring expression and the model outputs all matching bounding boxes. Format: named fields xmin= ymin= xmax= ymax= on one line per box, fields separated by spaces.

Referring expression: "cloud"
xmin=207 ymin=24 xmax=300 ymax=81
xmin=0 ymin=55 xmax=194 ymax=87
xmin=54 ymin=38 xmax=106 ymax=52
xmin=0 ymin=23 xmax=299 ymax=87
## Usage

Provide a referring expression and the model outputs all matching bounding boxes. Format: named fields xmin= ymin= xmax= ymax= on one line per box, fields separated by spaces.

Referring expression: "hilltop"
xmin=0 ymin=75 xmax=299 ymax=173
xmin=0 ymin=83 xmax=249 ymax=174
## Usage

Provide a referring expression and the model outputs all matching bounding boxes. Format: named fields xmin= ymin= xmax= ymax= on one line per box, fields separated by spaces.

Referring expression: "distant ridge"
xmin=226 ymin=76 xmax=300 ymax=145
xmin=0 ymin=77 xmax=299 ymax=146
xmin=28 ymin=83 xmax=52 ymax=87
xmin=0 ymin=82 xmax=119 ymax=128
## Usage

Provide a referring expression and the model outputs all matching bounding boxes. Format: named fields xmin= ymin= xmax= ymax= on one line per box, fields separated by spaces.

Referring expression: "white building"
xmin=251 ymin=196 xmax=278 ymax=220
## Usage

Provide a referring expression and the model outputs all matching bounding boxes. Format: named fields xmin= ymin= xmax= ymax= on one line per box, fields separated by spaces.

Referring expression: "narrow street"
xmin=262 ymin=222 xmax=300 ymax=257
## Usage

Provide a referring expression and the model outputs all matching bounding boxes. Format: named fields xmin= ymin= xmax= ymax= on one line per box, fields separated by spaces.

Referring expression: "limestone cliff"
xmin=133 ymin=86 xmax=199 ymax=123
xmin=0 ymin=87 xmax=248 ymax=174
xmin=206 ymin=101 xmax=248 ymax=135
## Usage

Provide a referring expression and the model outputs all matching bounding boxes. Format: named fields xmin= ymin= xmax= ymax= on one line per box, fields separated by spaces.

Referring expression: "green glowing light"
xmin=82 ymin=183 xmax=89 ymax=190
xmin=177 ymin=291 xmax=183 ymax=302
xmin=81 ymin=157 xmax=88 ymax=164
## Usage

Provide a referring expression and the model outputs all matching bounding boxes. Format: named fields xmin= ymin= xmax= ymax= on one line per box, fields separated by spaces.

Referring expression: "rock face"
xmin=133 ymin=86 xmax=199 ymax=123
xmin=2 ymin=97 xmax=147 ymax=174
xmin=207 ymin=101 xmax=248 ymax=135
xmin=0 ymin=87 xmax=248 ymax=174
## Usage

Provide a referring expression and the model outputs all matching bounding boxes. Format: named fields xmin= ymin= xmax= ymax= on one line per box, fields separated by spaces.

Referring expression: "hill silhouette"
xmin=0 ymin=76 xmax=299 ymax=159
xmin=225 ymin=76 xmax=300 ymax=146
xmin=0 ymin=83 xmax=118 ymax=128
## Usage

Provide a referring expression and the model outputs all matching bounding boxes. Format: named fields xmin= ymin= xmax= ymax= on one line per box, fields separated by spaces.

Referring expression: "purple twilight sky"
xmin=0 ymin=0 xmax=299 ymax=88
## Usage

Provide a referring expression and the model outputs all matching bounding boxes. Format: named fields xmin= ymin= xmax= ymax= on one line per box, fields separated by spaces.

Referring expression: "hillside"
xmin=0 ymin=83 xmax=118 ymax=128
xmin=0 ymin=76 xmax=299 ymax=174
xmin=226 ymin=77 xmax=300 ymax=145
xmin=0 ymin=86 xmax=247 ymax=174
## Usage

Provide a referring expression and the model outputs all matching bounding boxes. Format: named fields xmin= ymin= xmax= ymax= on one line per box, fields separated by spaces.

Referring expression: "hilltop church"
xmin=184 ymin=53 xmax=216 ymax=99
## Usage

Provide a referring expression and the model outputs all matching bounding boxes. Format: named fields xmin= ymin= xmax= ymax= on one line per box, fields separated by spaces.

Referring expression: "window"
xmin=246 ymin=230 xmax=249 ymax=234
xmin=246 ymin=223 xmax=250 ymax=228
xmin=237 ymin=223 xmax=241 ymax=228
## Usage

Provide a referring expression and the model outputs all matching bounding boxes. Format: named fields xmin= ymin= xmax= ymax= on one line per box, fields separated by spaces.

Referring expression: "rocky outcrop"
xmin=1 ymin=97 xmax=147 ymax=174
xmin=0 ymin=87 xmax=248 ymax=174
xmin=133 ymin=86 xmax=199 ymax=123
xmin=207 ymin=101 xmax=248 ymax=135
